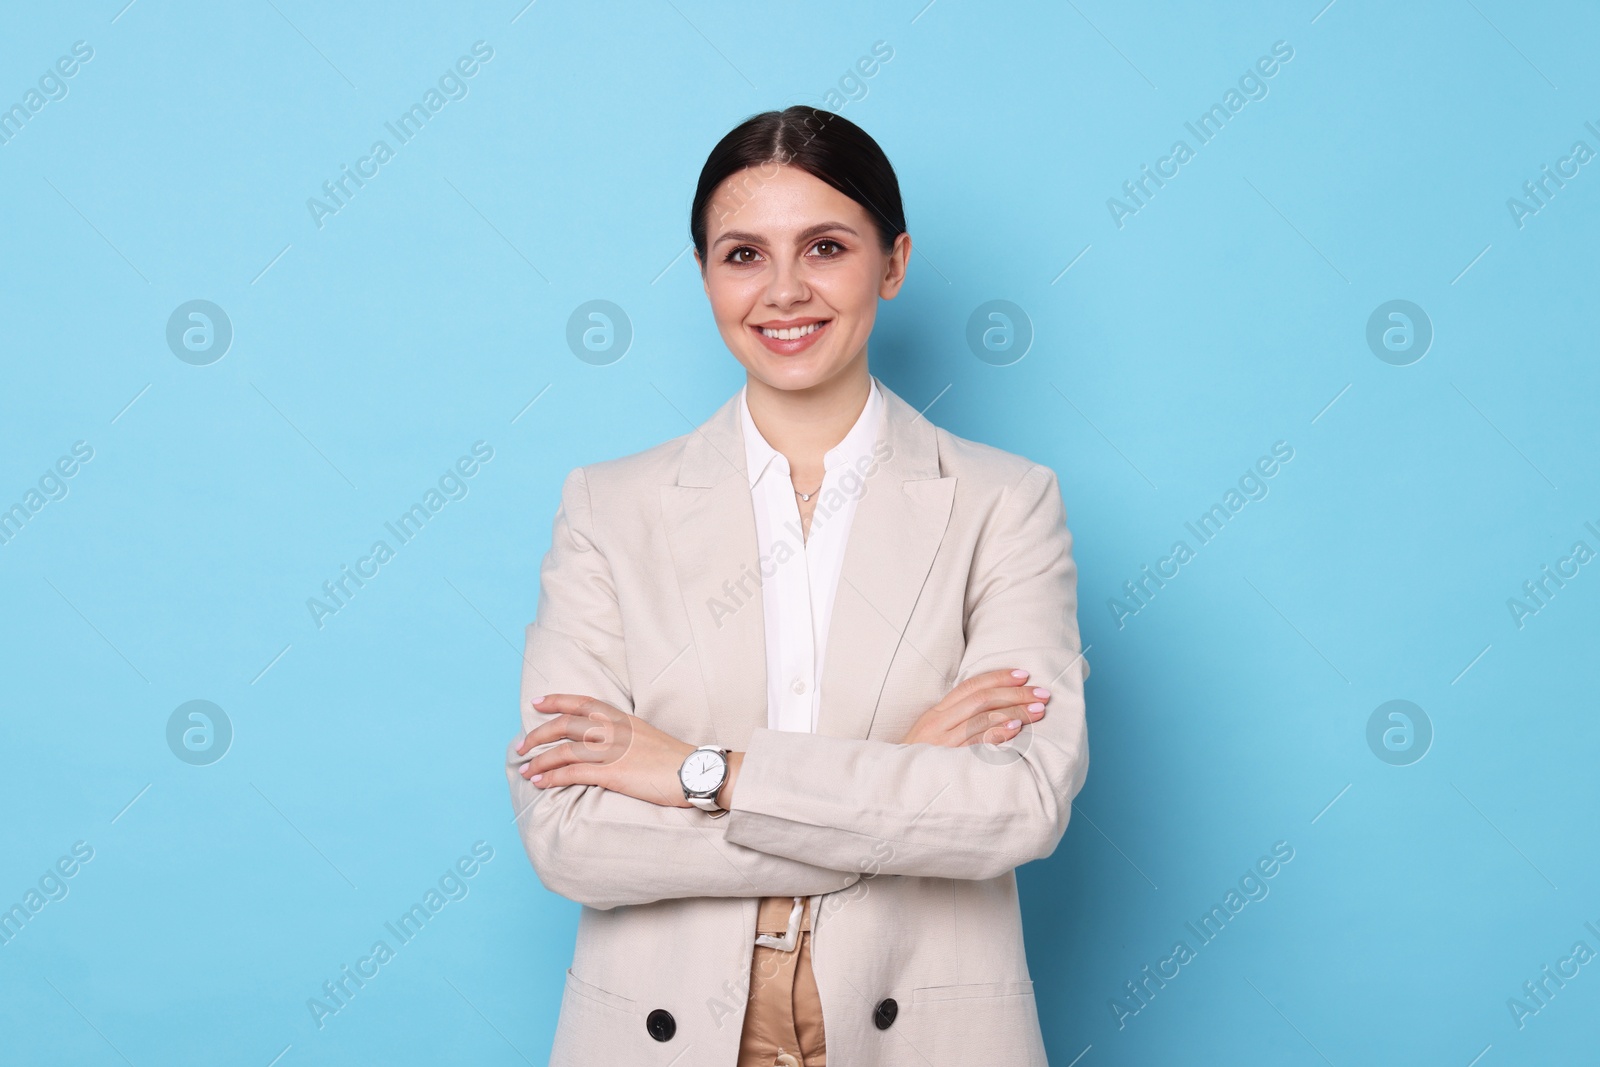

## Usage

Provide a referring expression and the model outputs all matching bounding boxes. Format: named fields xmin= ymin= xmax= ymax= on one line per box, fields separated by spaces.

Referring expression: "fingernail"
xmin=1010 ymin=670 xmax=1029 ymax=679
xmin=1032 ymin=688 xmax=1050 ymax=699
xmin=530 ymin=773 xmax=542 ymax=783
xmin=1006 ymin=719 xmax=1021 ymax=730
xmin=1027 ymin=702 xmax=1045 ymax=713
xmin=532 ymin=696 xmax=547 ymax=705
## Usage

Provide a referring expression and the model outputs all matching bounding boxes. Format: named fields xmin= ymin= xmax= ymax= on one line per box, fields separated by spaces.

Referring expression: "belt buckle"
xmin=754 ymin=896 xmax=805 ymax=952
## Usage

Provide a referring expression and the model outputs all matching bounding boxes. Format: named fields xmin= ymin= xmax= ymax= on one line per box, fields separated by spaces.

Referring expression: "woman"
xmin=507 ymin=106 xmax=1089 ymax=1066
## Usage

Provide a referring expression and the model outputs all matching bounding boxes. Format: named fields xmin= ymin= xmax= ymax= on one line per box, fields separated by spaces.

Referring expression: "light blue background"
xmin=2 ymin=1 xmax=1597 ymax=1064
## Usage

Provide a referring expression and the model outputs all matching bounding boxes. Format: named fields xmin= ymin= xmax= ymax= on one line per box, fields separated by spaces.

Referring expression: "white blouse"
xmin=738 ymin=378 xmax=886 ymax=736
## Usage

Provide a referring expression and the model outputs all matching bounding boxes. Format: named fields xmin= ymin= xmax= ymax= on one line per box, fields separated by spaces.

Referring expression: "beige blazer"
xmin=505 ymin=376 xmax=1090 ymax=1065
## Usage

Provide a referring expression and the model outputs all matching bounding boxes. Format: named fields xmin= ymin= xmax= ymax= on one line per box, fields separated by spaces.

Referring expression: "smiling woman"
xmin=506 ymin=106 xmax=1089 ymax=1067
xmin=689 ymin=108 xmax=909 ymax=412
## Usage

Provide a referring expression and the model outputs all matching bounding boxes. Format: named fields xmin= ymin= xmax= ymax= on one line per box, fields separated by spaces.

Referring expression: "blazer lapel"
xmin=818 ymin=380 xmax=955 ymax=740
xmin=660 ymin=390 xmax=769 ymax=750
xmin=659 ymin=378 xmax=955 ymax=750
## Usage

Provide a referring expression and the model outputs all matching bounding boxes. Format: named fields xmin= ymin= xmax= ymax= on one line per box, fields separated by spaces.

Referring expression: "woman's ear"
xmin=693 ymin=249 xmax=709 ymax=295
xmin=879 ymin=232 xmax=911 ymax=300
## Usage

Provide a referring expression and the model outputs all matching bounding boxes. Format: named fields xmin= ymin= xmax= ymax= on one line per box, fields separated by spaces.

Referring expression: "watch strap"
xmin=688 ymin=794 xmax=726 ymax=815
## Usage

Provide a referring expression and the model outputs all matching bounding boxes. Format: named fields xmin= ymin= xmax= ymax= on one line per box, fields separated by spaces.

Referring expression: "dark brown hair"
xmin=690 ymin=106 xmax=906 ymax=266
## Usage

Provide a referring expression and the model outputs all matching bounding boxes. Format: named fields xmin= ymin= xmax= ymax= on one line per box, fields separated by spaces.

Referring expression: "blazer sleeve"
xmin=719 ymin=462 xmax=1090 ymax=882
xmin=505 ymin=466 xmax=861 ymax=911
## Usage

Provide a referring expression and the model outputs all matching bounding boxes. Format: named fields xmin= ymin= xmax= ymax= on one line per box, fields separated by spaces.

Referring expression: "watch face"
xmin=680 ymin=749 xmax=725 ymax=793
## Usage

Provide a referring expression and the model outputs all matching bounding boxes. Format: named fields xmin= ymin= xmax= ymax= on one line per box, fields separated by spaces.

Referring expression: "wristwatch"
xmin=679 ymin=745 xmax=730 ymax=816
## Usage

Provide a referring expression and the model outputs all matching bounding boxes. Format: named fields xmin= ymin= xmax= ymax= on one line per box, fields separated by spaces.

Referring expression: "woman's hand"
xmin=899 ymin=668 xmax=1050 ymax=747
xmin=516 ymin=694 xmax=697 ymax=808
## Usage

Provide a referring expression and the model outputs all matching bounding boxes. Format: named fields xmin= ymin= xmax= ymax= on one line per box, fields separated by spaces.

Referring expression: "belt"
xmin=755 ymin=894 xmax=817 ymax=952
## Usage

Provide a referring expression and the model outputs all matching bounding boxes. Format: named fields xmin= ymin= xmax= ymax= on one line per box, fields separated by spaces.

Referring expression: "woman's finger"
xmin=924 ymin=684 xmax=1043 ymax=737
xmin=529 ymin=693 xmax=602 ymax=715
xmin=953 ymin=710 xmax=1022 ymax=746
xmin=521 ymin=740 xmax=583 ymax=778
xmin=932 ymin=669 xmax=1028 ymax=713
xmin=950 ymin=710 xmax=1004 ymax=746
xmin=526 ymin=757 xmax=603 ymax=788
xmin=984 ymin=697 xmax=1046 ymax=728
xmin=517 ymin=713 xmax=583 ymax=754
xmin=961 ymin=716 xmax=1023 ymax=747
xmin=927 ymin=680 xmax=1035 ymax=732
xmin=520 ymin=729 xmax=623 ymax=777
xmin=952 ymin=684 xmax=1049 ymax=722
xmin=518 ymin=710 xmax=621 ymax=754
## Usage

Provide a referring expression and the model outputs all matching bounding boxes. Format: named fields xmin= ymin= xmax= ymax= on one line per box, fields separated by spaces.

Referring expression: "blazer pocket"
xmin=564 ymin=968 xmax=637 ymax=1014
xmin=912 ymin=979 xmax=1034 ymax=1003
xmin=551 ymin=970 xmax=648 ymax=1066
xmin=912 ymin=980 xmax=1046 ymax=1066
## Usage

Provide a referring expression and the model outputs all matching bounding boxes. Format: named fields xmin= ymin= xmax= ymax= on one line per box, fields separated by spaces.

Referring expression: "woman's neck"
xmin=744 ymin=362 xmax=873 ymax=486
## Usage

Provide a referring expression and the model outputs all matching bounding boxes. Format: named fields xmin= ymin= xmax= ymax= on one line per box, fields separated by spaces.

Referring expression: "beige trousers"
xmin=737 ymin=894 xmax=826 ymax=1067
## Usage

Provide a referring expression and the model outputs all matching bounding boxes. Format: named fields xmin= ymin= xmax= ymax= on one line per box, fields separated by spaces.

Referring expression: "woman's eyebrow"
xmin=712 ymin=222 xmax=861 ymax=248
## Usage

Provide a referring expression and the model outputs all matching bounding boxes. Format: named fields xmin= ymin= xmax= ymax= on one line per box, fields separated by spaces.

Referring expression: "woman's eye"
xmin=813 ymin=239 xmax=842 ymax=257
xmin=726 ymin=247 xmax=760 ymax=264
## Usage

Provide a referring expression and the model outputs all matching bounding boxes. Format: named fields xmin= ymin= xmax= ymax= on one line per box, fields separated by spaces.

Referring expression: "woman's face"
xmin=696 ymin=163 xmax=910 ymax=395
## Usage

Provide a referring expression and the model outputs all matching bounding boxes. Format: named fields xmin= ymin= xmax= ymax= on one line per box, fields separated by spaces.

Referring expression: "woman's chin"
xmin=743 ymin=348 xmax=862 ymax=393
xmin=756 ymin=367 xmax=834 ymax=395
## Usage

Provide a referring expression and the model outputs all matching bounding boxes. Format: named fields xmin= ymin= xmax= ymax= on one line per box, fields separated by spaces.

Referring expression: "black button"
xmin=874 ymin=997 xmax=898 ymax=1030
xmin=645 ymin=1008 xmax=676 ymax=1042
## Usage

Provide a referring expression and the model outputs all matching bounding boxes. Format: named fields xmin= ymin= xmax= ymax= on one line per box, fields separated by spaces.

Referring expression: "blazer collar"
xmin=738 ymin=377 xmax=886 ymax=489
xmin=661 ymin=376 xmax=956 ymax=749
xmin=677 ymin=374 xmax=942 ymax=487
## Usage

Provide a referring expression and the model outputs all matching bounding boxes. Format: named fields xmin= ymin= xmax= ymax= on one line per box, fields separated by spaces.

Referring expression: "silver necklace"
xmin=794 ymin=482 xmax=821 ymax=502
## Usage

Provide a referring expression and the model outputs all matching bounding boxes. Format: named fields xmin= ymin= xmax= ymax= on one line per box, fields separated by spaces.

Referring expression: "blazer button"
xmin=645 ymin=1008 xmax=676 ymax=1042
xmin=873 ymin=997 xmax=898 ymax=1030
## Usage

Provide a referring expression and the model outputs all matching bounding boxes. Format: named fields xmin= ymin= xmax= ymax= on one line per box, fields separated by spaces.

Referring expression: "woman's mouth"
xmin=751 ymin=318 xmax=831 ymax=355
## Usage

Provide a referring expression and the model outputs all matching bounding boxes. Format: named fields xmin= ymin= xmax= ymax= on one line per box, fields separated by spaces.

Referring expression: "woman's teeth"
xmin=760 ymin=322 xmax=825 ymax=340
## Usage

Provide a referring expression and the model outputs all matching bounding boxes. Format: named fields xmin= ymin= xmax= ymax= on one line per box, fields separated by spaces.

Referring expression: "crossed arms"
xmin=504 ymin=463 xmax=1089 ymax=911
